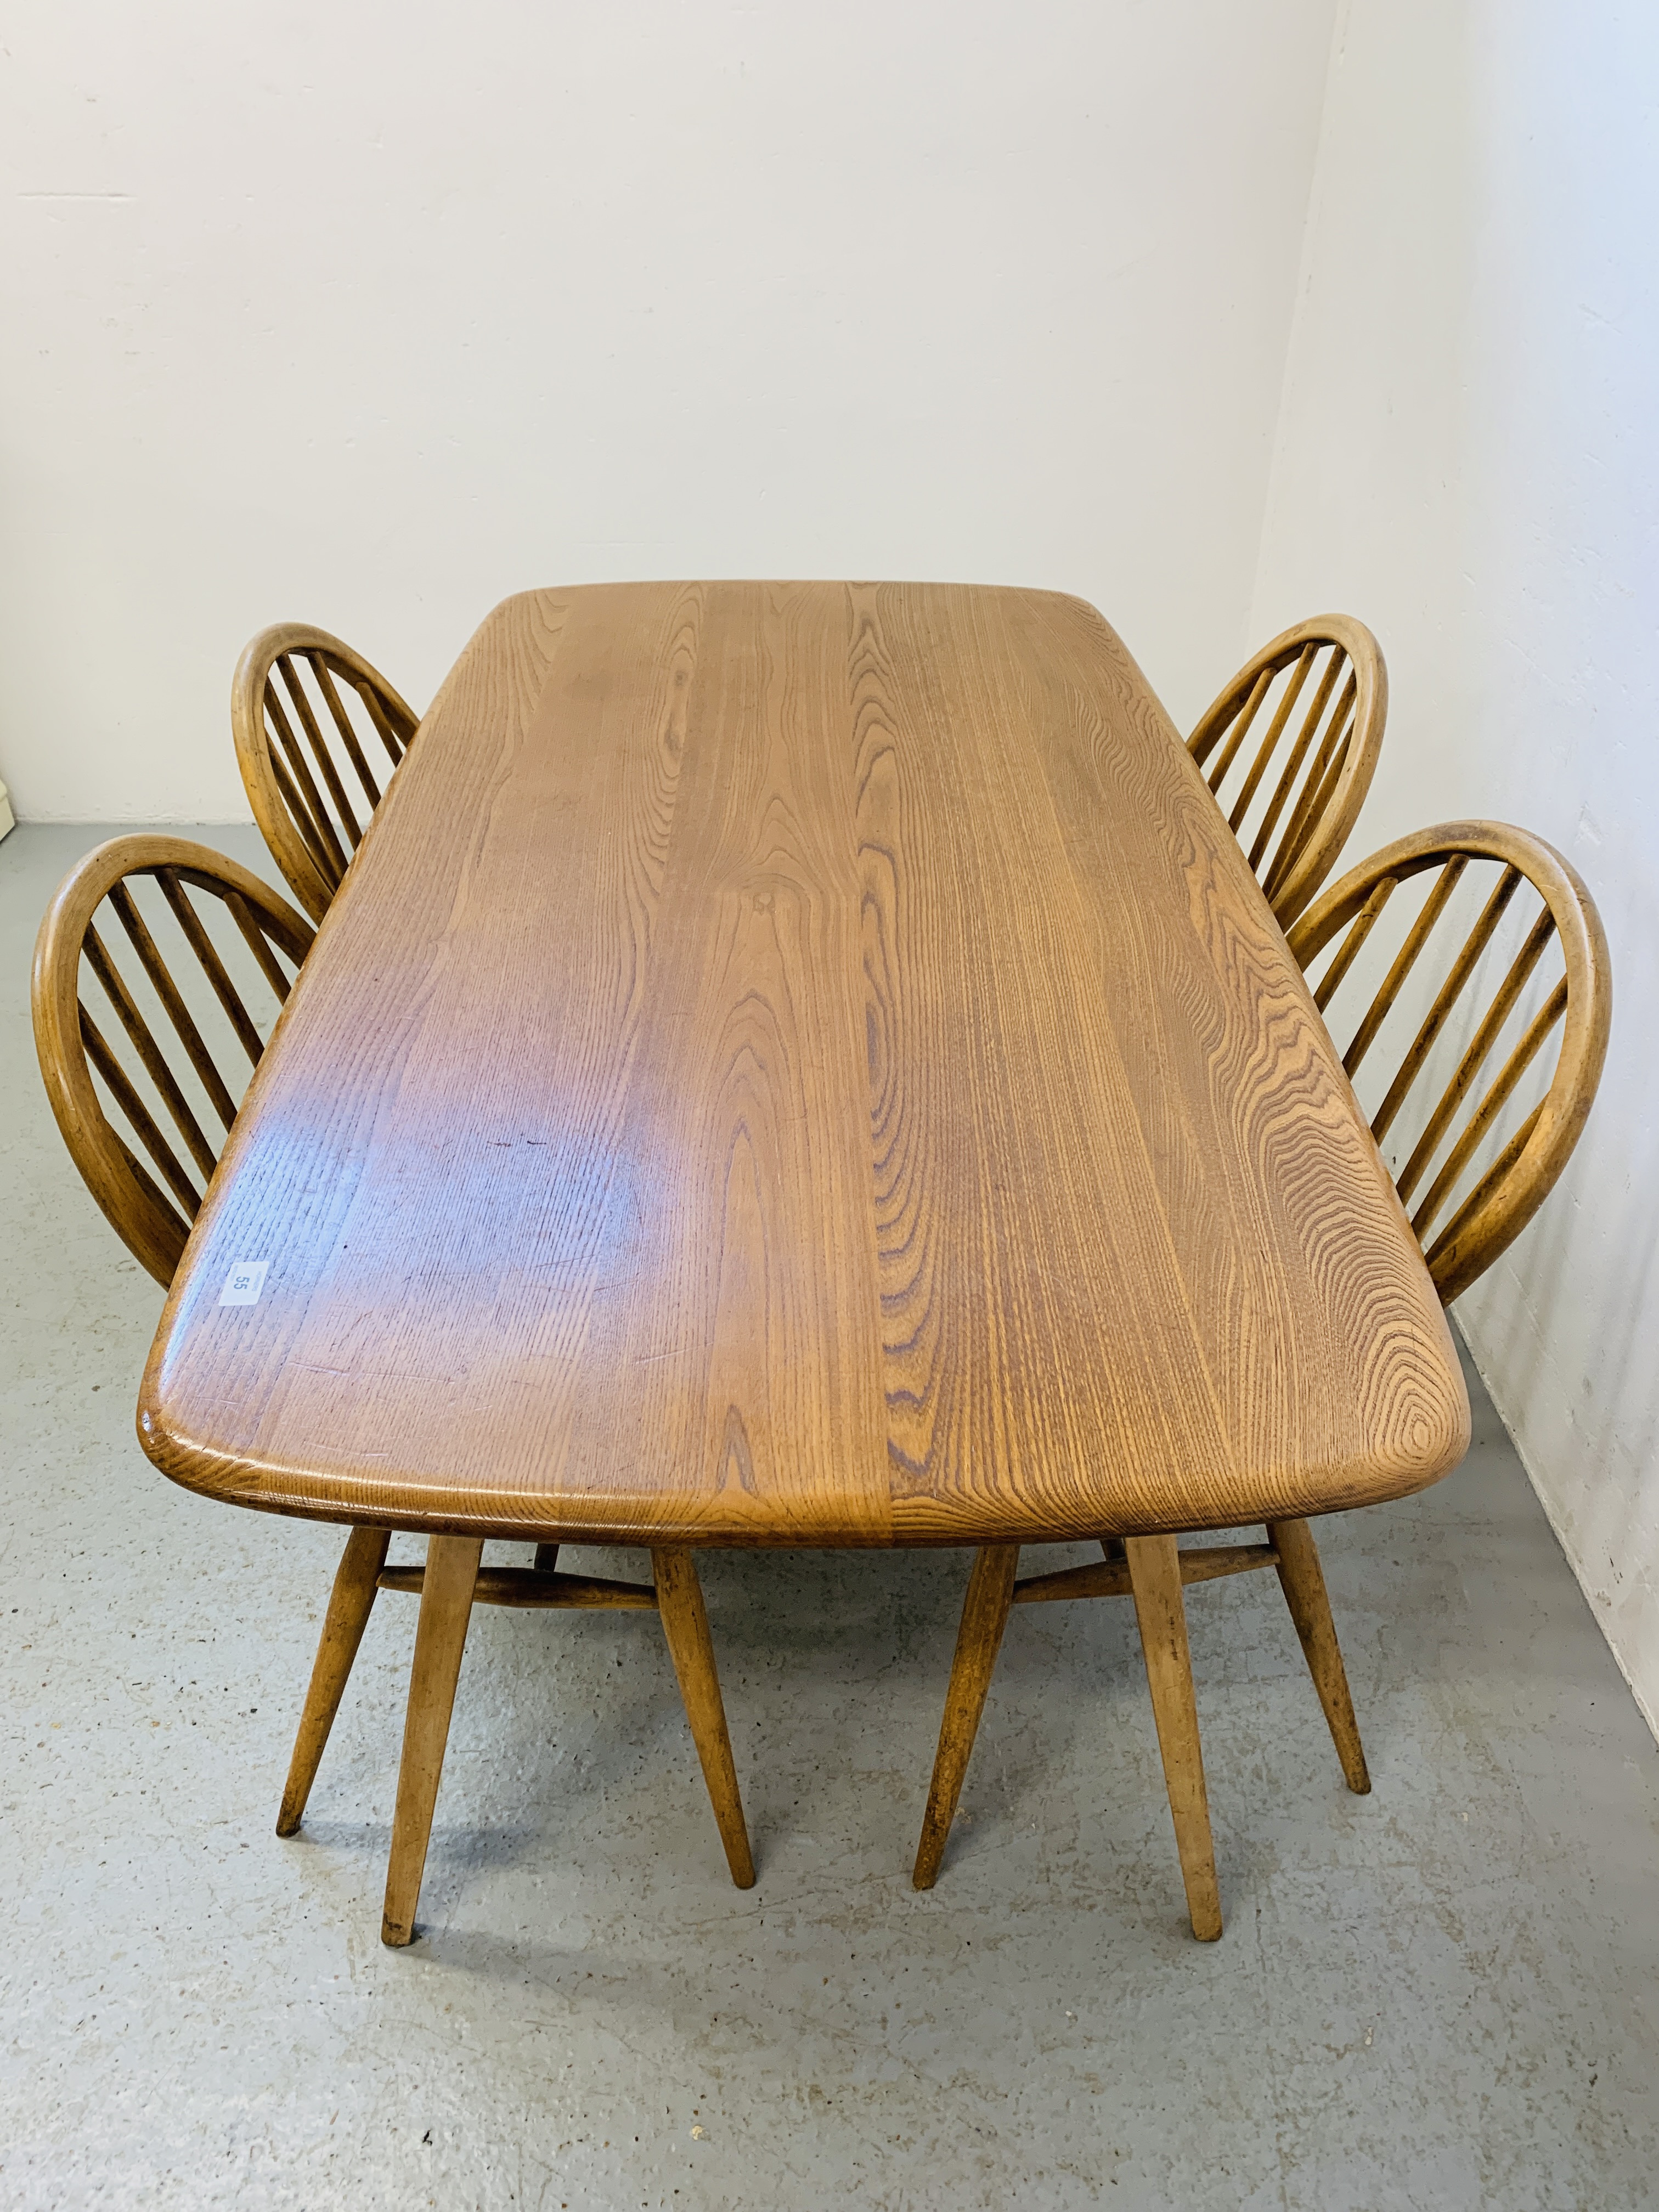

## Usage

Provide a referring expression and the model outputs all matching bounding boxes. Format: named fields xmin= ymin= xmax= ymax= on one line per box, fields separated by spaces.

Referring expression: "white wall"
xmin=1254 ymin=0 xmax=1659 ymax=1729
xmin=0 ymin=0 xmax=1337 ymax=821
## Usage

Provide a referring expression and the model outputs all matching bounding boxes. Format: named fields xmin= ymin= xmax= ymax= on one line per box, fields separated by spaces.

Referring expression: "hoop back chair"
xmin=913 ymin=819 xmax=1610 ymax=1941
xmin=33 ymin=838 xmax=753 ymax=1946
xmin=233 ymin=624 xmax=421 ymax=923
xmin=32 ymin=836 xmax=316 ymax=1285
xmin=1286 ymin=820 xmax=1611 ymax=1303
xmin=1188 ymin=615 xmax=1387 ymax=928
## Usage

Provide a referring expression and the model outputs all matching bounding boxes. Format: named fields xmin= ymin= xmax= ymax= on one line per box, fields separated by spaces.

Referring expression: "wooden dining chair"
xmin=32 ymin=836 xmax=754 ymax=1945
xmin=32 ymin=834 xmax=317 ymax=1284
xmin=233 ymin=624 xmax=422 ymax=924
xmin=1187 ymin=615 xmax=1387 ymax=928
xmin=913 ymin=820 xmax=1610 ymax=1939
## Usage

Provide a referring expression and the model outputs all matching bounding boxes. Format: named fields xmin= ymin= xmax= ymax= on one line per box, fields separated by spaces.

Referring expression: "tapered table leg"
xmin=381 ymin=1535 xmax=483 ymax=1947
xmin=1125 ymin=1533 xmax=1223 ymax=1940
xmin=651 ymin=1549 xmax=755 ymax=1888
xmin=278 ymin=1525 xmax=391 ymax=1837
xmin=913 ymin=1545 xmax=1020 ymax=1890
xmin=1267 ymin=1516 xmax=1370 ymax=1793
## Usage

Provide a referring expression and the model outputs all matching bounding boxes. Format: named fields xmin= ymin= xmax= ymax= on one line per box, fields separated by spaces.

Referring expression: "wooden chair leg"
xmin=381 ymin=1535 xmax=483 ymax=1948
xmin=651 ymin=1548 xmax=757 ymax=1889
xmin=1124 ymin=1533 xmax=1223 ymax=1941
xmin=912 ymin=1545 xmax=1020 ymax=1891
xmin=1266 ymin=1516 xmax=1370 ymax=1794
xmin=276 ymin=1524 xmax=391 ymax=1837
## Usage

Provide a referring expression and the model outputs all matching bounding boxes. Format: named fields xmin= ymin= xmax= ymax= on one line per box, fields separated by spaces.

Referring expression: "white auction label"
xmin=218 ymin=1259 xmax=269 ymax=1307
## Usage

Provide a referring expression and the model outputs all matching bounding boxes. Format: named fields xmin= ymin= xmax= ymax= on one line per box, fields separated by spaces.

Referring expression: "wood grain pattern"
xmin=903 ymin=814 xmax=1612 ymax=1916
xmin=906 ymin=819 xmax=1609 ymax=1916
xmin=138 ymin=584 xmax=1468 ymax=1548
xmin=35 ymin=832 xmax=757 ymax=1934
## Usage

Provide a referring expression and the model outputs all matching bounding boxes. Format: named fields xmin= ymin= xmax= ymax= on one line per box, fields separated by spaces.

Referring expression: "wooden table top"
xmin=139 ymin=582 xmax=1468 ymax=1547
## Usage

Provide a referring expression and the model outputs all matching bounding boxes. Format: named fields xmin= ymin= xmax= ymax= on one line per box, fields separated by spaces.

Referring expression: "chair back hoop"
xmin=31 ymin=835 xmax=316 ymax=1287
xmin=1286 ymin=820 xmax=1610 ymax=1305
xmin=232 ymin=623 xmax=421 ymax=923
xmin=1187 ymin=614 xmax=1387 ymax=928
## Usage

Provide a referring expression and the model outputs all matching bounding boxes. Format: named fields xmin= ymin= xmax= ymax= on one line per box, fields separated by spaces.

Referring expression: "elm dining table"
xmin=138 ymin=580 xmax=1470 ymax=1945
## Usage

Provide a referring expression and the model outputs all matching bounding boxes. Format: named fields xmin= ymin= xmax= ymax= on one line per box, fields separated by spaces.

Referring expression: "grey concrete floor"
xmin=4 ymin=822 xmax=1658 ymax=2212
